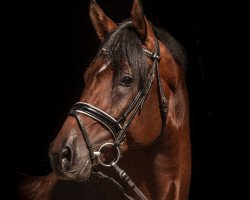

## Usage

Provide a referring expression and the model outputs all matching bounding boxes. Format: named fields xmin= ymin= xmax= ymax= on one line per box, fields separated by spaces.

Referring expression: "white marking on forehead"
xmin=98 ymin=63 xmax=108 ymax=73
xmin=96 ymin=61 xmax=111 ymax=74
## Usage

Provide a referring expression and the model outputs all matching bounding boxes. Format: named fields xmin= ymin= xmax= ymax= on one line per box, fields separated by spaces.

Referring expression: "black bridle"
xmin=69 ymin=36 xmax=167 ymax=200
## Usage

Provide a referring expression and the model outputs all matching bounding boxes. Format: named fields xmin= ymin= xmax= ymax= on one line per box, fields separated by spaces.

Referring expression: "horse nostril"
xmin=61 ymin=145 xmax=72 ymax=168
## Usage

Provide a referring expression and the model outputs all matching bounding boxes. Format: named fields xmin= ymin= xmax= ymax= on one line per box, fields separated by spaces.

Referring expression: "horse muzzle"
xmin=49 ymin=135 xmax=92 ymax=181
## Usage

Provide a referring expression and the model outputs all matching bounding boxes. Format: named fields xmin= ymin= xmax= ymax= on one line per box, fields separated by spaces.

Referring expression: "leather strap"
xmin=69 ymin=110 xmax=96 ymax=162
xmin=71 ymin=102 xmax=122 ymax=138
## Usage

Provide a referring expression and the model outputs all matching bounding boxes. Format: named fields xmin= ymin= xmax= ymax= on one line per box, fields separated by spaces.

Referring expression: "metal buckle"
xmin=94 ymin=143 xmax=121 ymax=167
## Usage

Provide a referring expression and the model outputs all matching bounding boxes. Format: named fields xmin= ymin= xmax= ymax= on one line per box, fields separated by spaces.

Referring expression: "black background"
xmin=3 ymin=0 xmax=246 ymax=199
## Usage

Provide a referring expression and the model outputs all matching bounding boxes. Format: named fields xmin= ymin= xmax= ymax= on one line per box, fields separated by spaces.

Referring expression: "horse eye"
xmin=121 ymin=76 xmax=133 ymax=86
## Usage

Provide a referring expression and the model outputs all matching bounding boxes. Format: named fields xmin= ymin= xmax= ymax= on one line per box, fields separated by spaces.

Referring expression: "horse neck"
xmin=119 ymin=86 xmax=191 ymax=200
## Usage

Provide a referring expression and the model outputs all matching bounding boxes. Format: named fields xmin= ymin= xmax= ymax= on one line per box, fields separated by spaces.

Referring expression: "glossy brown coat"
xmin=17 ymin=1 xmax=191 ymax=199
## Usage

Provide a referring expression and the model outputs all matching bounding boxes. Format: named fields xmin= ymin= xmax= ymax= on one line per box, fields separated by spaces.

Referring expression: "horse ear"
xmin=131 ymin=0 xmax=153 ymax=42
xmin=89 ymin=0 xmax=117 ymax=40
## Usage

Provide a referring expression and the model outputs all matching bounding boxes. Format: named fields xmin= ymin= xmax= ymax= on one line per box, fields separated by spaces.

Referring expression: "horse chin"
xmin=74 ymin=160 xmax=92 ymax=182
xmin=54 ymin=160 xmax=92 ymax=182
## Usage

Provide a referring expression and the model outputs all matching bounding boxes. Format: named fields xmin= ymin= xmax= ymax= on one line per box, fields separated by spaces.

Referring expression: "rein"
xmin=69 ymin=36 xmax=167 ymax=200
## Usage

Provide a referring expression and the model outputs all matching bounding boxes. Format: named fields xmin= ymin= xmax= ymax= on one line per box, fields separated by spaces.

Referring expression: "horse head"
xmin=49 ymin=1 xmax=190 ymax=199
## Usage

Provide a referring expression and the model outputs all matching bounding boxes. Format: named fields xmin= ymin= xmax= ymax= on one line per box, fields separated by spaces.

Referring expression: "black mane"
xmin=153 ymin=26 xmax=186 ymax=68
xmin=97 ymin=21 xmax=186 ymax=87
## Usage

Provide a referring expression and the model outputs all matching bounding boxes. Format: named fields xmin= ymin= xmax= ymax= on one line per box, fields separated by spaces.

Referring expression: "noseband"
xmin=69 ymin=36 xmax=167 ymax=200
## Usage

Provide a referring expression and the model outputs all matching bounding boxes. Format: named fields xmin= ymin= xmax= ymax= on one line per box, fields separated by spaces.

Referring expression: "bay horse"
xmin=17 ymin=0 xmax=191 ymax=199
